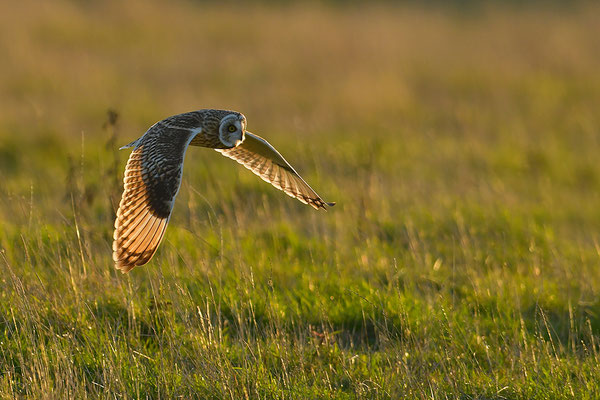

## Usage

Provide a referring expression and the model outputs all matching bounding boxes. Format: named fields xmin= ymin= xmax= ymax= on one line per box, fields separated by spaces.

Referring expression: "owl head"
xmin=218 ymin=113 xmax=246 ymax=148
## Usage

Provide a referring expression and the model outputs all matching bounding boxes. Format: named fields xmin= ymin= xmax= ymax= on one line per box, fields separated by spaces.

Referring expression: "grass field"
xmin=2 ymin=1 xmax=600 ymax=398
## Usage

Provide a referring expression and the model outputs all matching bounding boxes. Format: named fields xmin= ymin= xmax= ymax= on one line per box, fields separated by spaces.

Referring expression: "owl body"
xmin=113 ymin=109 xmax=333 ymax=272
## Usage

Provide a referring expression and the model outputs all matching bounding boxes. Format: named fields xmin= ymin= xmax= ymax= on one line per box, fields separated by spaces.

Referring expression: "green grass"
xmin=2 ymin=1 xmax=600 ymax=398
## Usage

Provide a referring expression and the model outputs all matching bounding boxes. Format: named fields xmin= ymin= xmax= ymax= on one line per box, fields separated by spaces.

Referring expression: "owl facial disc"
xmin=218 ymin=114 xmax=245 ymax=148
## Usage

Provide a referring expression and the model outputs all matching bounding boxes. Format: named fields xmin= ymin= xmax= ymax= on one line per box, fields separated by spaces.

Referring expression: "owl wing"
xmin=113 ymin=127 xmax=193 ymax=272
xmin=216 ymin=132 xmax=334 ymax=210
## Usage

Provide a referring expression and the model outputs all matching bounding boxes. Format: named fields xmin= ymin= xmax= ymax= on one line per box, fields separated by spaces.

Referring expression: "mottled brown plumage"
xmin=113 ymin=109 xmax=333 ymax=272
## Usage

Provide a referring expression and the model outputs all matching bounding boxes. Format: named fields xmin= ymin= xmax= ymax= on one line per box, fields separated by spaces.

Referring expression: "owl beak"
xmin=234 ymin=131 xmax=245 ymax=147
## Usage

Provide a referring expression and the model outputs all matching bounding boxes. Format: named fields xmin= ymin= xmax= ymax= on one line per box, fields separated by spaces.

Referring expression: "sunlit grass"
xmin=2 ymin=0 xmax=600 ymax=398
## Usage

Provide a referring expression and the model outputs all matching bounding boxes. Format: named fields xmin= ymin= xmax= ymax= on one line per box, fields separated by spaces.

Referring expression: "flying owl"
xmin=112 ymin=109 xmax=334 ymax=272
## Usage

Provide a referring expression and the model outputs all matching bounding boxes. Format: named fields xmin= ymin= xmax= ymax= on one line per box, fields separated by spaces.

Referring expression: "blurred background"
xmin=2 ymin=0 xmax=600 ymax=397
xmin=2 ymin=0 xmax=599 ymax=231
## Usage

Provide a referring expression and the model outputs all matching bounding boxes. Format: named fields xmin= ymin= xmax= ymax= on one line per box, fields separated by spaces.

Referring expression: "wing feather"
xmin=113 ymin=125 xmax=195 ymax=272
xmin=216 ymin=132 xmax=334 ymax=210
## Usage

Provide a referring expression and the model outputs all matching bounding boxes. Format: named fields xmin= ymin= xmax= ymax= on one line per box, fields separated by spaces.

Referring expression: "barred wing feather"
xmin=216 ymin=132 xmax=334 ymax=210
xmin=113 ymin=129 xmax=191 ymax=272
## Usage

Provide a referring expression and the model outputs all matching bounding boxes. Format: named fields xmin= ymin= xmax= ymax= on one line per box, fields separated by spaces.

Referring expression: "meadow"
xmin=1 ymin=1 xmax=600 ymax=398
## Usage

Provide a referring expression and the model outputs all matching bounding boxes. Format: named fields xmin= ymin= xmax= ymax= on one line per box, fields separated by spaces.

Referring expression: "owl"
xmin=112 ymin=109 xmax=334 ymax=272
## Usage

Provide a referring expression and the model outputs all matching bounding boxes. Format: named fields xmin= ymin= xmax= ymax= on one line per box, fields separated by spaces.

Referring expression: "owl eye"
xmin=228 ymin=125 xmax=237 ymax=133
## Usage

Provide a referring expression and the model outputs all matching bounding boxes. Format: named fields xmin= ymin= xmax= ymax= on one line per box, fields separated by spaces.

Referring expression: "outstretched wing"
xmin=113 ymin=126 xmax=195 ymax=272
xmin=216 ymin=132 xmax=334 ymax=210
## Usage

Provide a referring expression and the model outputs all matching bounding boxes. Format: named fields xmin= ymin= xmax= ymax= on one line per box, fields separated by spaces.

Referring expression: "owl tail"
xmin=120 ymin=138 xmax=141 ymax=150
